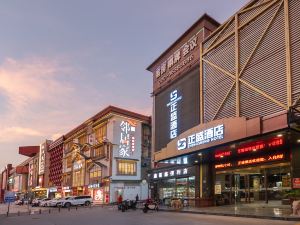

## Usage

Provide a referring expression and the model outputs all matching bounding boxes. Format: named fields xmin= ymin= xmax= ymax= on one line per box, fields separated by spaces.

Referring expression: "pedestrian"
xmin=118 ymin=195 xmax=123 ymax=204
xmin=135 ymin=194 xmax=139 ymax=202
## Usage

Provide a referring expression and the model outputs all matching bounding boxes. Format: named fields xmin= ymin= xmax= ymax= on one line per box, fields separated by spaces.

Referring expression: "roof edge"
xmin=146 ymin=13 xmax=220 ymax=71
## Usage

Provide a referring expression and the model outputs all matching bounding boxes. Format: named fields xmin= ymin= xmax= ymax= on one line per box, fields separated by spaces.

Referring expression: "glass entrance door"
xmin=215 ymin=163 xmax=291 ymax=205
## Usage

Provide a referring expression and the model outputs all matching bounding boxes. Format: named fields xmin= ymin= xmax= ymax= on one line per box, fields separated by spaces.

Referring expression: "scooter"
xmin=119 ymin=200 xmax=137 ymax=212
xmin=143 ymin=201 xmax=159 ymax=213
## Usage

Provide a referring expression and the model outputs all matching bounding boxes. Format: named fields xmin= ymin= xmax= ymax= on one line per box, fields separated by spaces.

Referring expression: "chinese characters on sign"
xmin=167 ymin=90 xmax=182 ymax=139
xmin=177 ymin=124 xmax=224 ymax=150
xmin=215 ymin=153 xmax=285 ymax=169
xmin=38 ymin=144 xmax=46 ymax=175
xmin=155 ymin=35 xmax=198 ymax=79
xmin=119 ymin=120 xmax=137 ymax=158
xmin=237 ymin=138 xmax=283 ymax=154
xmin=153 ymin=167 xmax=189 ymax=179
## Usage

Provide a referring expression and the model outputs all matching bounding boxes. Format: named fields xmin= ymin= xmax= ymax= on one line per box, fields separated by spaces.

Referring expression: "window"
xmin=73 ymin=170 xmax=84 ymax=187
xmin=93 ymin=146 xmax=105 ymax=158
xmin=79 ymin=135 xmax=86 ymax=145
xmin=89 ymin=165 xmax=102 ymax=183
xmin=95 ymin=125 xmax=107 ymax=143
xmin=117 ymin=160 xmax=137 ymax=176
xmin=66 ymin=156 xmax=72 ymax=169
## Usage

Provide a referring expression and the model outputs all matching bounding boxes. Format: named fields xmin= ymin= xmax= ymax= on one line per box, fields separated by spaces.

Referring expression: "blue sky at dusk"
xmin=0 ymin=0 xmax=248 ymax=169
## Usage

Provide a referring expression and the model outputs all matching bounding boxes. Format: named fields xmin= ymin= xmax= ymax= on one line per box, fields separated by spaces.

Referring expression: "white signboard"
xmin=119 ymin=120 xmax=137 ymax=158
xmin=153 ymin=167 xmax=189 ymax=179
xmin=177 ymin=124 xmax=224 ymax=150
xmin=38 ymin=143 xmax=46 ymax=175
xmin=167 ymin=90 xmax=182 ymax=139
xmin=215 ymin=184 xmax=222 ymax=195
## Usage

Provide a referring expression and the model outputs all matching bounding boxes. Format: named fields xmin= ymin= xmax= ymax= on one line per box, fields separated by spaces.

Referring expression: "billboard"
xmin=154 ymin=67 xmax=200 ymax=151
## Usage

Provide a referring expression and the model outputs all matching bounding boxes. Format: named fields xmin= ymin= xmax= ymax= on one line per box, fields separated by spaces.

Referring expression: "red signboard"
xmin=215 ymin=153 xmax=285 ymax=170
xmin=215 ymin=151 xmax=232 ymax=159
xmin=293 ymin=178 xmax=300 ymax=189
xmin=237 ymin=138 xmax=283 ymax=154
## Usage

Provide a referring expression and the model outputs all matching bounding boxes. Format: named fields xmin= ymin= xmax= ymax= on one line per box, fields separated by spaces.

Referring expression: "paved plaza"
xmin=0 ymin=206 xmax=299 ymax=225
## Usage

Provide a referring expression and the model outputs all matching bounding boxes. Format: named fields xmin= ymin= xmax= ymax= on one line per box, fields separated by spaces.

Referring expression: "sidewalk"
xmin=159 ymin=201 xmax=300 ymax=221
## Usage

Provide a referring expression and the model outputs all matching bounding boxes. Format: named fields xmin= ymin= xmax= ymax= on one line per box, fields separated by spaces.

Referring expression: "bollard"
xmin=28 ymin=209 xmax=31 ymax=215
xmin=76 ymin=206 xmax=77 ymax=210
xmin=49 ymin=209 xmax=51 ymax=214
xmin=68 ymin=206 xmax=70 ymax=211
xmin=58 ymin=207 xmax=61 ymax=213
xmin=39 ymin=209 xmax=41 ymax=214
xmin=18 ymin=211 xmax=20 ymax=216
xmin=6 ymin=212 xmax=9 ymax=217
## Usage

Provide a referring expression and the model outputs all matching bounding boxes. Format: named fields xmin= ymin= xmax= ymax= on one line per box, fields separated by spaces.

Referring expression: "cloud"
xmin=0 ymin=57 xmax=73 ymax=117
xmin=0 ymin=126 xmax=43 ymax=143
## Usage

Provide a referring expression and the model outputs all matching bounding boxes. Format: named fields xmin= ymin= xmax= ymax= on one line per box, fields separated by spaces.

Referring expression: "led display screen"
xmin=154 ymin=67 xmax=200 ymax=151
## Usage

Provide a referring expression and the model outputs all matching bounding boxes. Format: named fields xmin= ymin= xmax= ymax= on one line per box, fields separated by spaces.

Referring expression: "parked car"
xmin=47 ymin=198 xmax=63 ymax=207
xmin=31 ymin=198 xmax=42 ymax=207
xmin=15 ymin=199 xmax=29 ymax=205
xmin=57 ymin=196 xmax=93 ymax=208
xmin=39 ymin=198 xmax=51 ymax=207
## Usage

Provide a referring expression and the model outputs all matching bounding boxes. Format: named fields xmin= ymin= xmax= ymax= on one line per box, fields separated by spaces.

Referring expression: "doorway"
xmin=215 ymin=162 xmax=291 ymax=205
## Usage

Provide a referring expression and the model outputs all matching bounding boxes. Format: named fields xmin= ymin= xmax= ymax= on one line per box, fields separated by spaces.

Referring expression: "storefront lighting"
xmin=277 ymin=134 xmax=283 ymax=137
xmin=198 ymin=153 xmax=202 ymax=156
xmin=194 ymin=160 xmax=198 ymax=163
xmin=297 ymin=139 xmax=300 ymax=143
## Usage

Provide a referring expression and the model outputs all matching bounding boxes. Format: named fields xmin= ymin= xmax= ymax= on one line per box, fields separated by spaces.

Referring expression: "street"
xmin=0 ymin=206 xmax=298 ymax=225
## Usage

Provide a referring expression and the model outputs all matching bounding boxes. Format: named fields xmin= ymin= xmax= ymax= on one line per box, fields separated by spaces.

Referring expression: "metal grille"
xmin=215 ymin=86 xmax=236 ymax=120
xmin=239 ymin=3 xmax=280 ymax=69
xmin=290 ymin=0 xmax=300 ymax=104
xmin=241 ymin=5 xmax=287 ymax=107
xmin=203 ymin=63 xmax=235 ymax=123
xmin=239 ymin=0 xmax=275 ymax=27
xmin=202 ymin=0 xmax=293 ymax=123
xmin=240 ymin=84 xmax=283 ymax=118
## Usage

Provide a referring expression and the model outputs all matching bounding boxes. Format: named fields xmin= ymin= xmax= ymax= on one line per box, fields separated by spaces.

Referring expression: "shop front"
xmin=88 ymin=183 xmax=104 ymax=204
xmin=151 ymin=166 xmax=196 ymax=207
xmin=48 ymin=187 xmax=62 ymax=199
xmin=213 ymin=135 xmax=291 ymax=205
xmin=62 ymin=186 xmax=72 ymax=197
xmin=32 ymin=187 xmax=48 ymax=198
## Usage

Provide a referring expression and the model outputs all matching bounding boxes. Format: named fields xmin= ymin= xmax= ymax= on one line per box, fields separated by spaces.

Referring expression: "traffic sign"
xmin=4 ymin=191 xmax=15 ymax=203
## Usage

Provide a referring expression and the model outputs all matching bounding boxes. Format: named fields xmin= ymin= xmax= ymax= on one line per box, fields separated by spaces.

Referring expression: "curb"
xmin=159 ymin=208 xmax=300 ymax=221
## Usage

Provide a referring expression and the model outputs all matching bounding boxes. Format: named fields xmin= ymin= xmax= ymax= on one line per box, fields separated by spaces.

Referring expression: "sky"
xmin=0 ymin=0 xmax=249 ymax=169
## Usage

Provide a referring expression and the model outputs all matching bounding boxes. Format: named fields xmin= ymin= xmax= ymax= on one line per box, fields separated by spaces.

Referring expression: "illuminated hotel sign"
xmin=215 ymin=153 xmax=285 ymax=169
xmin=119 ymin=120 xmax=137 ymax=158
xmin=167 ymin=90 xmax=182 ymax=139
xmin=153 ymin=167 xmax=189 ymax=179
xmin=177 ymin=124 xmax=224 ymax=150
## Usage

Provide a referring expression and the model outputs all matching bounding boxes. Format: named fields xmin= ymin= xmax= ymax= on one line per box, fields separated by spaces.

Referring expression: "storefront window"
xmin=117 ymin=160 xmax=137 ymax=176
xmin=158 ymin=176 xmax=195 ymax=205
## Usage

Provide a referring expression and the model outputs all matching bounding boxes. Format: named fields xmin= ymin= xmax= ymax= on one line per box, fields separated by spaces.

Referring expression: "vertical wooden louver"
xmin=200 ymin=0 xmax=298 ymax=123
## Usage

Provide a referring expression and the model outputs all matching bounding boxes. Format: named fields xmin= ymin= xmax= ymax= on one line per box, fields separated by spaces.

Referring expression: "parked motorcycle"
xmin=118 ymin=200 xmax=137 ymax=212
xmin=143 ymin=201 xmax=158 ymax=213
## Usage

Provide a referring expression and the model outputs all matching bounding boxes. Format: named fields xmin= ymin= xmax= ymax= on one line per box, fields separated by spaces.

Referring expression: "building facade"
xmin=48 ymin=136 xmax=64 ymax=198
xmin=0 ymin=164 xmax=13 ymax=202
xmin=148 ymin=0 xmax=300 ymax=207
xmin=62 ymin=106 xmax=151 ymax=203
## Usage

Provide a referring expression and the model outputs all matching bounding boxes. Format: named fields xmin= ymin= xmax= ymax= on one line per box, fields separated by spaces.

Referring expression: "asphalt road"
xmin=0 ymin=206 xmax=298 ymax=225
